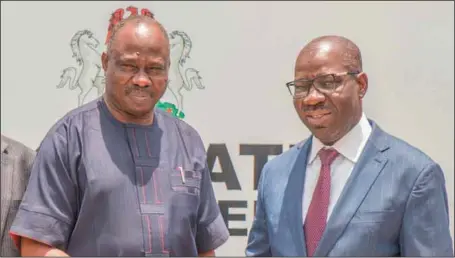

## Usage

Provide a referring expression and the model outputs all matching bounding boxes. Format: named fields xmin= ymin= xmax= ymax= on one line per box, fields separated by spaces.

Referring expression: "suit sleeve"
xmin=22 ymin=145 xmax=36 ymax=184
xmin=0 ymin=140 xmax=35 ymax=256
xmin=9 ymin=127 xmax=78 ymax=251
xmin=400 ymin=163 xmax=454 ymax=256
xmin=245 ymin=164 xmax=271 ymax=257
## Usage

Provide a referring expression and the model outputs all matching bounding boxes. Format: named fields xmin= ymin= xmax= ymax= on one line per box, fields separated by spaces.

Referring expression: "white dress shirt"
xmin=302 ymin=113 xmax=372 ymax=223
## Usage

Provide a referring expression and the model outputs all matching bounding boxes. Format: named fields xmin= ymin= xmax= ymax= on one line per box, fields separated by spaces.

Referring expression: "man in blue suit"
xmin=246 ymin=35 xmax=453 ymax=257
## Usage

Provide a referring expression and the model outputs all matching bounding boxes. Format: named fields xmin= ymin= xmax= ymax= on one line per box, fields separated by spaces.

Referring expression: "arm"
xmin=195 ymin=164 xmax=230 ymax=256
xmin=400 ymin=163 xmax=454 ymax=256
xmin=245 ymin=165 xmax=271 ymax=257
xmin=0 ymin=137 xmax=35 ymax=256
xmin=20 ymin=238 xmax=69 ymax=257
xmin=183 ymin=128 xmax=229 ymax=256
xmin=9 ymin=127 xmax=78 ymax=257
xmin=198 ymin=250 xmax=215 ymax=257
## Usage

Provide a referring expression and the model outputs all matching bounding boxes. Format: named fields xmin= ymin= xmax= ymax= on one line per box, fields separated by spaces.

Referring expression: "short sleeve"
xmin=9 ymin=126 xmax=78 ymax=250
xmin=195 ymin=165 xmax=230 ymax=253
xmin=176 ymin=119 xmax=229 ymax=253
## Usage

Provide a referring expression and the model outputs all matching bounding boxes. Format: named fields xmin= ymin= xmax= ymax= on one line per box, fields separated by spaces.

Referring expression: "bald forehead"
xmin=296 ymin=35 xmax=362 ymax=73
xmin=304 ymin=36 xmax=357 ymax=52
xmin=114 ymin=20 xmax=167 ymax=44
xmin=108 ymin=17 xmax=169 ymax=57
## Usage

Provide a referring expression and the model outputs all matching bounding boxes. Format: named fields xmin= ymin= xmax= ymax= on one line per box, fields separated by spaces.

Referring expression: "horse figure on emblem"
xmin=56 ymin=30 xmax=105 ymax=106
xmin=167 ymin=30 xmax=205 ymax=118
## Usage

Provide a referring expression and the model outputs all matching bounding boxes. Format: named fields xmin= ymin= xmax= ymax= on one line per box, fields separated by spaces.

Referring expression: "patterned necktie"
xmin=304 ymin=148 xmax=339 ymax=256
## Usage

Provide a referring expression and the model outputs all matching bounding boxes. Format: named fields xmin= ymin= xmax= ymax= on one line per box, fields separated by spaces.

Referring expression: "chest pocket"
xmin=168 ymin=168 xmax=201 ymax=196
xmin=350 ymin=210 xmax=396 ymax=224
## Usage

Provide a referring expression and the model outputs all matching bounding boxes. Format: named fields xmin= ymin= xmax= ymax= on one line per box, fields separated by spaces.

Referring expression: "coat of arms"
xmin=56 ymin=6 xmax=205 ymax=119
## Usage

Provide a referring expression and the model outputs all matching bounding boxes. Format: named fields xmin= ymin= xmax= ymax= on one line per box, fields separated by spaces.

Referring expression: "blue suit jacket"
xmin=246 ymin=120 xmax=453 ymax=256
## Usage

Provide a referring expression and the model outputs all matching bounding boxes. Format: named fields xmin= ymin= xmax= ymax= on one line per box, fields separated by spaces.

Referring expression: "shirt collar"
xmin=308 ymin=113 xmax=372 ymax=164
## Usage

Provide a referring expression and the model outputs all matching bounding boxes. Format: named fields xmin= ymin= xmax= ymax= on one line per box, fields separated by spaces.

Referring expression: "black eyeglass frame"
xmin=285 ymin=71 xmax=360 ymax=98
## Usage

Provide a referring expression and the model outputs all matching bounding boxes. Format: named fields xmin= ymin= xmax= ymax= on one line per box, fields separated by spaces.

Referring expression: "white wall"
xmin=1 ymin=1 xmax=453 ymax=256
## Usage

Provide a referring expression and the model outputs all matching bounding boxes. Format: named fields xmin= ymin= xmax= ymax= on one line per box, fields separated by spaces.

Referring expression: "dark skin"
xmin=293 ymin=36 xmax=369 ymax=145
xmin=19 ymin=18 xmax=215 ymax=257
xmin=103 ymin=18 xmax=215 ymax=257
xmin=102 ymin=18 xmax=170 ymax=125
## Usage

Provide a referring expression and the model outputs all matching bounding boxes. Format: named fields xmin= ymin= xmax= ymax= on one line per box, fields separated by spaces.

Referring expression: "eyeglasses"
xmin=286 ymin=72 xmax=360 ymax=99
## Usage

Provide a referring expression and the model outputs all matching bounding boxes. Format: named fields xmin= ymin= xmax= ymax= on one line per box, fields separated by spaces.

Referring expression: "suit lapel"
xmin=281 ymin=138 xmax=312 ymax=256
xmin=313 ymin=122 xmax=390 ymax=257
xmin=0 ymin=137 xmax=13 ymax=238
